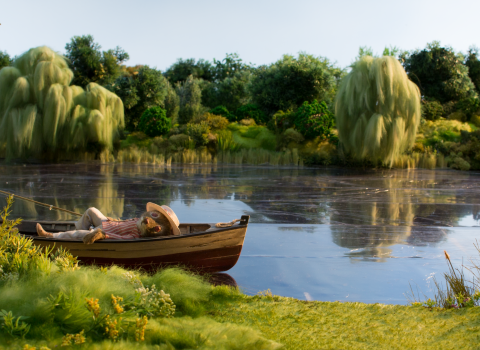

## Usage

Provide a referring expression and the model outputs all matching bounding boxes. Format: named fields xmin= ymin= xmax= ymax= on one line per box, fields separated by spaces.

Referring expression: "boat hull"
xmin=15 ymin=216 xmax=249 ymax=273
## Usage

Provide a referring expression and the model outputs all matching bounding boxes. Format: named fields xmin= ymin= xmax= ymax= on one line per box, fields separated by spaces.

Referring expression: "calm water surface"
xmin=1 ymin=163 xmax=480 ymax=304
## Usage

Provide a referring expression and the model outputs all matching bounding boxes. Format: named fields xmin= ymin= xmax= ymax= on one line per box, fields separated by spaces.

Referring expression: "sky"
xmin=1 ymin=0 xmax=480 ymax=71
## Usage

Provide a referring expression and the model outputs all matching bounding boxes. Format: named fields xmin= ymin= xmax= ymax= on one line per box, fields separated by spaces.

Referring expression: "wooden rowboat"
xmin=14 ymin=215 xmax=250 ymax=273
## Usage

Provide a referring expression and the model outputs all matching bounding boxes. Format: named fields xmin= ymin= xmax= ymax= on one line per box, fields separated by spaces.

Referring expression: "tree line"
xmin=1 ymin=36 xmax=479 ymax=141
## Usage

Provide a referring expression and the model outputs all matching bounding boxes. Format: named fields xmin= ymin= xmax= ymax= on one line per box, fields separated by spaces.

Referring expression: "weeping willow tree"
xmin=335 ymin=56 xmax=421 ymax=166
xmin=0 ymin=46 xmax=124 ymax=160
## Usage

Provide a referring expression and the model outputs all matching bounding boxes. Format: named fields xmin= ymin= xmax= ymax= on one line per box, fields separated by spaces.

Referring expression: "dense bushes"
xmin=137 ymin=107 xmax=171 ymax=137
xmin=249 ymin=53 xmax=342 ymax=115
xmin=235 ymin=104 xmax=267 ymax=124
xmin=422 ymin=100 xmax=444 ymax=121
xmin=294 ymin=100 xmax=334 ymax=139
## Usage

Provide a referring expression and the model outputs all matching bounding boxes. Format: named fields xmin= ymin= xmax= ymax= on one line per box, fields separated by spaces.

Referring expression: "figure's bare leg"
xmin=83 ymin=228 xmax=107 ymax=245
xmin=36 ymin=223 xmax=53 ymax=237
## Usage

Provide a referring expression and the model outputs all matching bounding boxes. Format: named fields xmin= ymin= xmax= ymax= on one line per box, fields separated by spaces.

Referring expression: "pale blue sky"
xmin=1 ymin=0 xmax=479 ymax=71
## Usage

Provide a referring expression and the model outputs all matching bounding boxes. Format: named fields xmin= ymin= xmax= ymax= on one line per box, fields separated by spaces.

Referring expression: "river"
xmin=1 ymin=163 xmax=479 ymax=304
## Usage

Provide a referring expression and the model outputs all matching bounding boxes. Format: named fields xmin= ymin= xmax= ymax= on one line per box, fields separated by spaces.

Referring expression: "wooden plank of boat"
xmin=12 ymin=215 xmax=250 ymax=273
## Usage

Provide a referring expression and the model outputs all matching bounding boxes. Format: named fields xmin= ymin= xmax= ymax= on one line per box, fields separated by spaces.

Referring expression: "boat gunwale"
xmin=16 ymin=215 xmax=250 ymax=244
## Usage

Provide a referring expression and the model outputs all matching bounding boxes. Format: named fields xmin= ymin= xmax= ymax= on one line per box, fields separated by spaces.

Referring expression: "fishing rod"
xmin=0 ymin=189 xmax=83 ymax=217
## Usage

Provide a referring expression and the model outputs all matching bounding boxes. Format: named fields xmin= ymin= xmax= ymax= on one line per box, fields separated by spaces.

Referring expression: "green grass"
xmin=209 ymin=294 xmax=480 ymax=350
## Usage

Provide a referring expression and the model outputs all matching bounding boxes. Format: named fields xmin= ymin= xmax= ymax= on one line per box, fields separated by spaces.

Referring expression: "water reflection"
xmin=0 ymin=164 xmax=478 ymax=258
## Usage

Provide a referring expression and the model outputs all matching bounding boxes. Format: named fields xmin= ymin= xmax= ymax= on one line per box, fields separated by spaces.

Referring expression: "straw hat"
xmin=146 ymin=203 xmax=181 ymax=236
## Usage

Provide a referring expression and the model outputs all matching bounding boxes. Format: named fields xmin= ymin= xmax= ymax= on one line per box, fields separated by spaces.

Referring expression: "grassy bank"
xmin=1 ymin=196 xmax=480 ymax=349
xmin=209 ymin=293 xmax=480 ymax=350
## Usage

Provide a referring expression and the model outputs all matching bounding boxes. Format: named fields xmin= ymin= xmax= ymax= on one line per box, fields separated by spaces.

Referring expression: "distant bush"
xmin=169 ymin=134 xmax=192 ymax=148
xmin=294 ymin=100 xmax=334 ymax=139
xmin=209 ymin=105 xmax=236 ymax=122
xmin=138 ymin=107 xmax=172 ymax=137
xmin=456 ymin=97 xmax=480 ymax=119
xmin=193 ymin=113 xmax=229 ymax=130
xmin=422 ymin=100 xmax=444 ymax=121
xmin=235 ymin=104 xmax=267 ymax=124
xmin=186 ymin=122 xmax=210 ymax=146
xmin=283 ymin=128 xmax=304 ymax=144
xmin=269 ymin=110 xmax=295 ymax=132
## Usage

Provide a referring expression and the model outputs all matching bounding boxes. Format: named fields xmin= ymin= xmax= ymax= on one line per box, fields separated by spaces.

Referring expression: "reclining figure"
xmin=36 ymin=202 xmax=181 ymax=244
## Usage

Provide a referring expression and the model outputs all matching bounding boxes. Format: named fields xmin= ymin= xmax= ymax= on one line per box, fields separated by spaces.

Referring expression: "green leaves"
xmin=0 ymin=309 xmax=30 ymax=338
xmin=249 ymin=53 xmax=341 ymax=117
xmin=138 ymin=107 xmax=171 ymax=138
xmin=294 ymin=100 xmax=334 ymax=140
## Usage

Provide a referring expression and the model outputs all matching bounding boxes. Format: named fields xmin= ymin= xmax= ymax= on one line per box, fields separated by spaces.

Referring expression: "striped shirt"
xmin=101 ymin=219 xmax=141 ymax=240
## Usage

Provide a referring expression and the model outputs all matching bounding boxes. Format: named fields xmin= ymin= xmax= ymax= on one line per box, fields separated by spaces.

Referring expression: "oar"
xmin=0 ymin=190 xmax=83 ymax=217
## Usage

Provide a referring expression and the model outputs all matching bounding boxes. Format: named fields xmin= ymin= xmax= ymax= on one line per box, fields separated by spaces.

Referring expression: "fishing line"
xmin=0 ymin=189 xmax=83 ymax=217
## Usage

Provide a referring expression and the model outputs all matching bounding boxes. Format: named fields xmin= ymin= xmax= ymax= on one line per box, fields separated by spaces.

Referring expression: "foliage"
xmin=163 ymin=81 xmax=179 ymax=121
xmin=335 ymin=56 xmax=421 ymax=166
xmin=201 ymin=71 xmax=250 ymax=112
xmin=176 ymin=75 xmax=203 ymax=124
xmin=269 ymin=110 xmax=296 ymax=132
xmin=0 ymin=46 xmax=124 ymax=160
xmin=235 ymin=104 xmax=267 ymax=124
xmin=186 ymin=122 xmax=210 ymax=147
xmin=421 ymin=99 xmax=444 ymax=120
xmin=164 ymin=58 xmax=214 ymax=84
xmin=0 ymin=51 xmax=13 ymax=71
xmin=109 ymin=66 xmax=167 ymax=131
xmin=192 ymin=113 xmax=229 ymax=130
xmin=465 ymin=46 xmax=480 ymax=95
xmin=402 ymin=42 xmax=478 ymax=104
xmin=65 ymin=35 xmax=129 ymax=87
xmin=211 ymin=53 xmax=251 ymax=81
xmin=137 ymin=107 xmax=171 ymax=137
xmin=294 ymin=100 xmax=335 ymax=139
xmin=356 ymin=45 xmax=401 ymax=60
xmin=249 ymin=53 xmax=343 ymax=115
xmin=208 ymin=106 xmax=235 ymax=121
xmin=456 ymin=97 xmax=480 ymax=119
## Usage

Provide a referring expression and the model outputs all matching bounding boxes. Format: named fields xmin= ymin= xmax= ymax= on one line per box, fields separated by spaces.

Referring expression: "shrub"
xmin=137 ymin=107 xmax=172 ymax=137
xmin=209 ymin=106 xmax=236 ymax=122
xmin=422 ymin=100 xmax=444 ymax=120
xmin=186 ymin=122 xmax=210 ymax=146
xmin=269 ymin=110 xmax=295 ymax=132
xmin=168 ymin=134 xmax=192 ymax=148
xmin=456 ymin=97 xmax=480 ymax=119
xmin=235 ymin=104 xmax=267 ymax=124
xmin=283 ymin=128 xmax=304 ymax=144
xmin=193 ymin=113 xmax=229 ymax=130
xmin=295 ymin=100 xmax=334 ymax=139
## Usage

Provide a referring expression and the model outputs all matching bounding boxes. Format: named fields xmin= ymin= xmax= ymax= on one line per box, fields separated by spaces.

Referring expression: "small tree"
xmin=176 ymin=75 xmax=203 ymax=124
xmin=249 ymin=53 xmax=342 ymax=116
xmin=402 ymin=42 xmax=478 ymax=104
xmin=109 ymin=65 xmax=167 ymax=130
xmin=164 ymin=81 xmax=180 ymax=121
xmin=335 ymin=56 xmax=421 ymax=166
xmin=294 ymin=100 xmax=335 ymax=139
xmin=65 ymin=35 xmax=129 ymax=87
xmin=137 ymin=107 xmax=171 ymax=137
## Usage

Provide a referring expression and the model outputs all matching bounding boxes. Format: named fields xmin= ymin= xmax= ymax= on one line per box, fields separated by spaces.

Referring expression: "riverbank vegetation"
xmin=1 ymin=196 xmax=479 ymax=349
xmin=1 ymin=39 xmax=480 ymax=170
